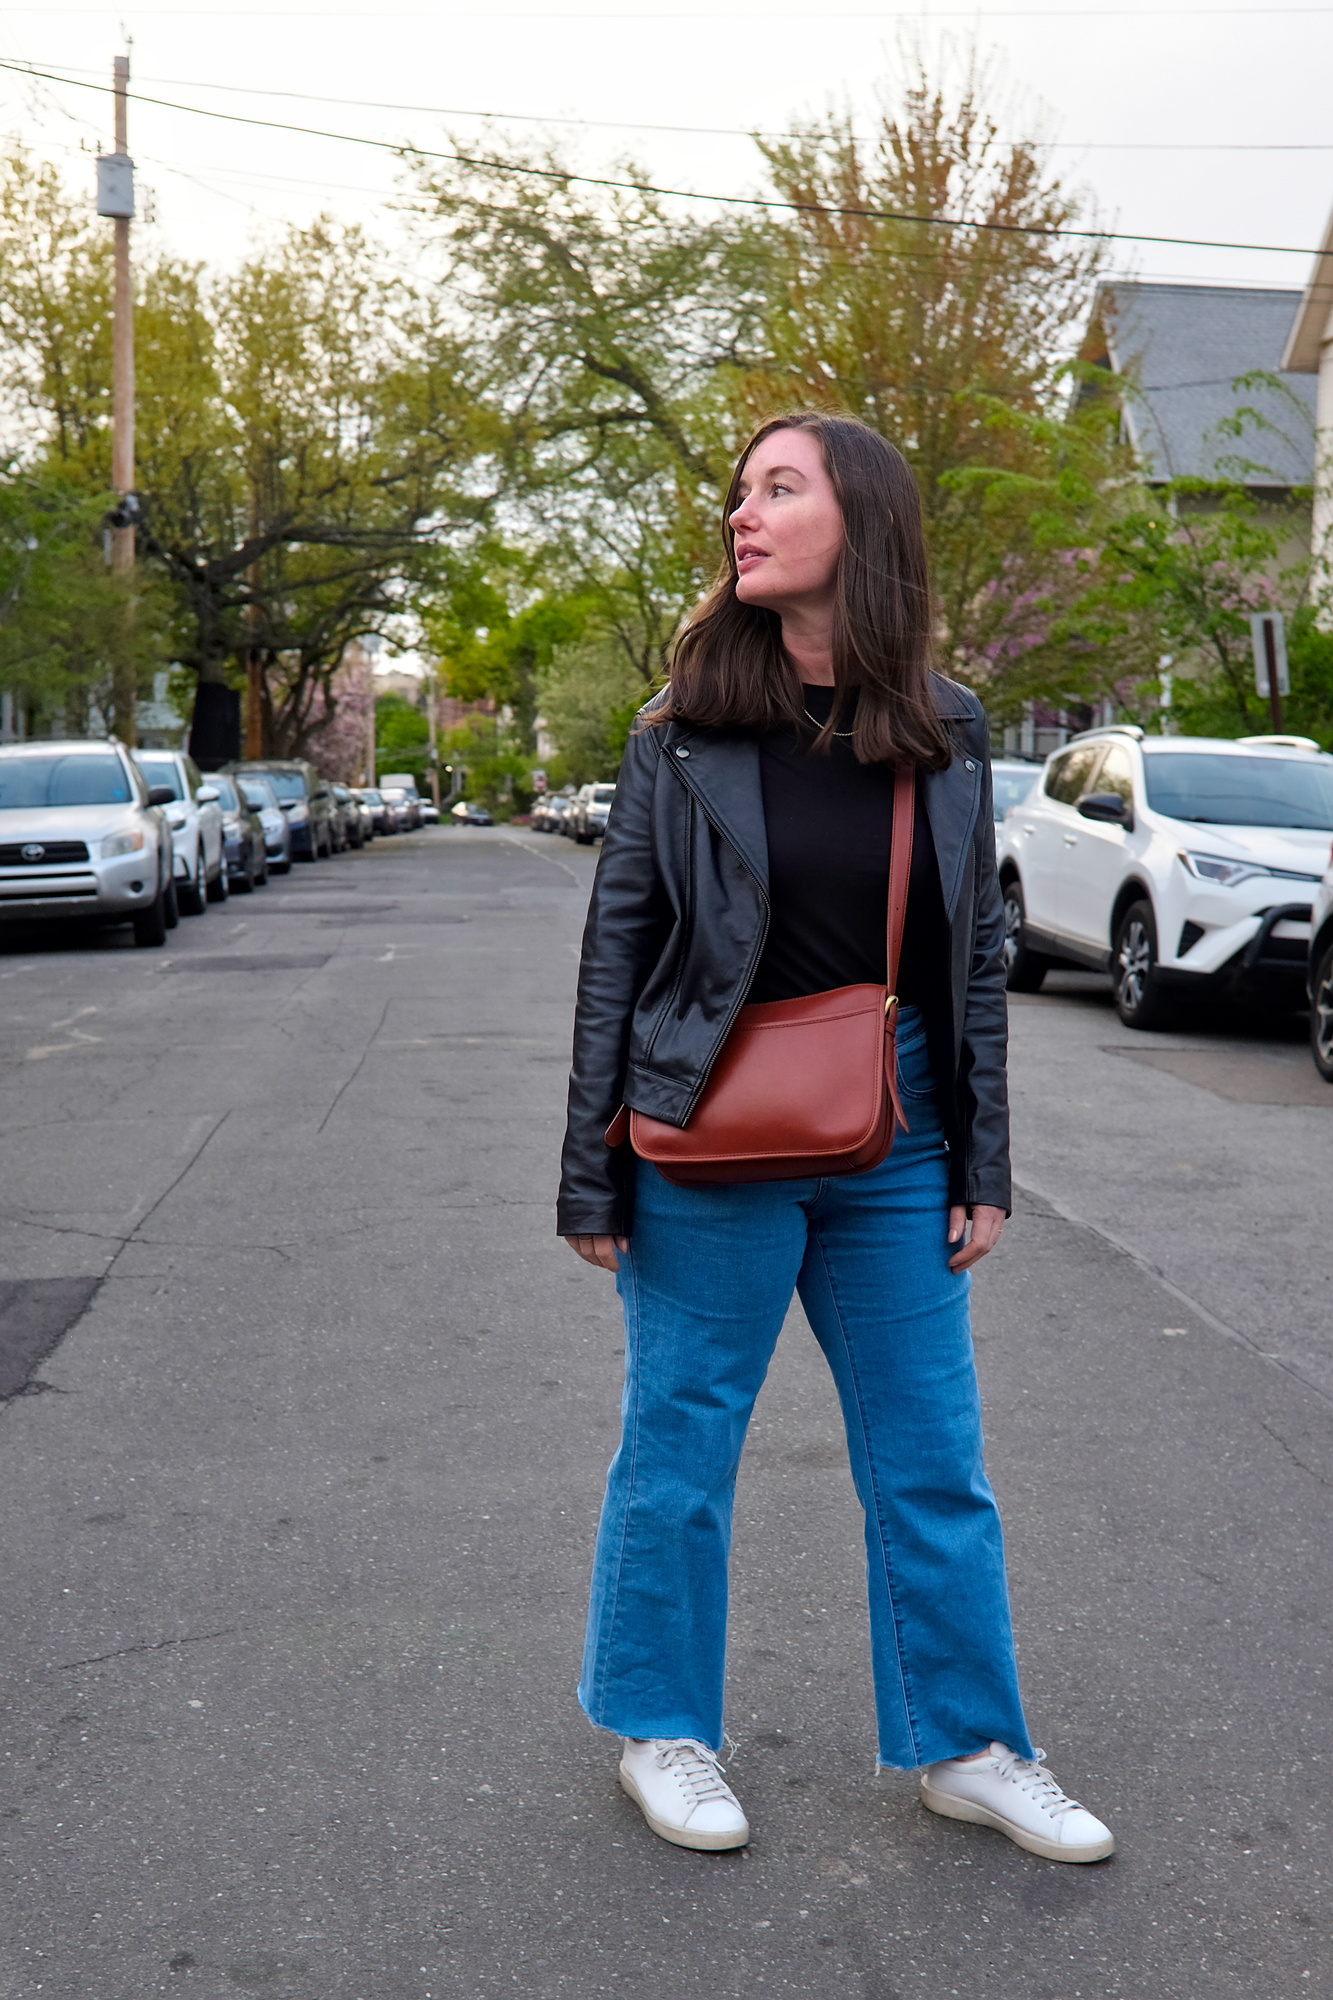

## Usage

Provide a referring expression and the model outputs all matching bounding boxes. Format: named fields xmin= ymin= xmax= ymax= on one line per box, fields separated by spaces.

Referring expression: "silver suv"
xmin=997 ymin=726 xmax=1333 ymax=1026
xmin=568 ymin=782 xmax=617 ymax=844
xmin=0 ymin=738 xmax=175 ymax=946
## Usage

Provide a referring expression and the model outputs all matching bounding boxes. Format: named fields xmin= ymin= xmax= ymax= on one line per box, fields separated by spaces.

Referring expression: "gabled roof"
xmin=1081 ymin=281 xmax=1316 ymax=488
xmin=1280 ymin=205 xmax=1333 ymax=373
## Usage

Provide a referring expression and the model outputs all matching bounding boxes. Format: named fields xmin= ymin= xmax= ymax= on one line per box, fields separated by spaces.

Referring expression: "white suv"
xmin=131 ymin=748 xmax=226 ymax=914
xmin=997 ymin=726 xmax=1333 ymax=1028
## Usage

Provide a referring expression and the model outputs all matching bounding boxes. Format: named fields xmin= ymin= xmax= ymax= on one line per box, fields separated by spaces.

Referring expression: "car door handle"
xmin=1063 ymin=835 xmax=1078 ymax=846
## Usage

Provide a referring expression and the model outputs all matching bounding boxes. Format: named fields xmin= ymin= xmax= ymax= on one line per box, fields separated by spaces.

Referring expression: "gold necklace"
xmin=803 ymin=705 xmax=854 ymax=738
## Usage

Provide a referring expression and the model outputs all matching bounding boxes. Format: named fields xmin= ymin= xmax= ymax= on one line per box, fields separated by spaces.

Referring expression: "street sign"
xmin=531 ymin=768 xmax=548 ymax=793
xmin=1249 ymin=612 xmax=1290 ymax=699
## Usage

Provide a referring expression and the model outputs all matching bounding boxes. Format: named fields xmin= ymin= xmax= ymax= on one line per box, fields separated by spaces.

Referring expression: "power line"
xmin=6 ymin=57 xmax=1333 ymax=151
xmin=1 ymin=4 xmax=1330 ymax=13
xmin=0 ymin=57 xmax=1325 ymax=261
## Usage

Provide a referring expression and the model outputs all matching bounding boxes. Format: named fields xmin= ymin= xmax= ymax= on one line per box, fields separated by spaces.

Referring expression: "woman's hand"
xmin=565 ymin=1234 xmax=628 ymax=1273
xmin=947 ymin=1205 xmax=1005 ymax=1272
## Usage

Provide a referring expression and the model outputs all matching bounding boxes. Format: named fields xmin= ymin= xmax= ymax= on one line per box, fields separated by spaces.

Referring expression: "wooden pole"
xmin=109 ymin=53 xmax=137 ymax=745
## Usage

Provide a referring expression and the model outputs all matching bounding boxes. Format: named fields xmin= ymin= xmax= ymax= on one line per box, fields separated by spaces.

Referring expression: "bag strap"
xmin=885 ymin=761 xmax=916 ymax=1010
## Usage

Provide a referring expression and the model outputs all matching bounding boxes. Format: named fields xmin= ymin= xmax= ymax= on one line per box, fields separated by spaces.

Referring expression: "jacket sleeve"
xmin=556 ymin=722 xmax=674 ymax=1237
xmin=956 ymin=717 xmax=1013 ymax=1214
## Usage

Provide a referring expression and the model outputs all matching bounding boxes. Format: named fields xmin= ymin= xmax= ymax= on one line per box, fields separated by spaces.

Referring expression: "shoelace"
xmin=653 ymin=1740 xmax=737 ymax=1807
xmin=990 ymin=1746 xmax=1084 ymax=1821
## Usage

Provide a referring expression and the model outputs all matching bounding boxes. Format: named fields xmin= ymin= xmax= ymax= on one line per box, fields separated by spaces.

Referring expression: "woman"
xmin=558 ymin=412 xmax=1113 ymax=1864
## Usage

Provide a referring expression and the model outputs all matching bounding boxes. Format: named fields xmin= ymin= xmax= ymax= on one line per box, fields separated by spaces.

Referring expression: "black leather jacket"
xmin=557 ymin=675 xmax=1011 ymax=1236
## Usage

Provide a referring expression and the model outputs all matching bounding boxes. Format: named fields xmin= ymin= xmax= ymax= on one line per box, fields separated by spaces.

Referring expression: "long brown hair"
xmin=651 ymin=411 xmax=952 ymax=768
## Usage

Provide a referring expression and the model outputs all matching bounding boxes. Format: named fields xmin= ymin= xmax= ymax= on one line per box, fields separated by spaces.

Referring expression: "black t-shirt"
xmin=747 ymin=684 xmax=949 ymax=1014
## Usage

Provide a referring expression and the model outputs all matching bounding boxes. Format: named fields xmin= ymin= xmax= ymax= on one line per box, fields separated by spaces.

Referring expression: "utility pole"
xmin=98 ymin=54 xmax=137 ymax=744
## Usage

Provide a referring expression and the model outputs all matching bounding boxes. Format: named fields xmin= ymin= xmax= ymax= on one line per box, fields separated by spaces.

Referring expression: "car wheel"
xmin=1001 ymin=880 xmax=1050 ymax=993
xmin=132 ymin=885 xmax=168 ymax=948
xmin=163 ymin=877 xmax=180 ymax=930
xmin=180 ymin=848 xmax=207 ymax=915
xmin=207 ymin=852 xmax=229 ymax=902
xmin=1113 ymin=899 xmax=1173 ymax=1030
xmin=235 ymin=854 xmax=256 ymax=893
xmin=300 ymin=833 xmax=318 ymax=863
xmin=256 ymin=853 xmax=269 ymax=887
xmin=1311 ymin=940 xmax=1333 ymax=1083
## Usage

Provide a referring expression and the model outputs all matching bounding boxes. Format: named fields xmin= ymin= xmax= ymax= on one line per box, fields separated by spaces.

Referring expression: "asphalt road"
xmin=0 ymin=828 xmax=1329 ymax=2000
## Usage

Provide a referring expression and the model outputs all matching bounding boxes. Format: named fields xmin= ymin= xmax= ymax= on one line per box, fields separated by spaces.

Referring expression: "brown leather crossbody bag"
xmin=606 ymin=762 xmax=915 ymax=1187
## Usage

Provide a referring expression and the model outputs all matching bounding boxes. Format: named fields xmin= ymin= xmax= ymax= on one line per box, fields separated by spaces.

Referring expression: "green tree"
xmin=421 ymin=547 xmax=592 ymax=751
xmin=750 ymin=66 xmax=1111 ymax=685
xmin=0 ymin=463 xmax=176 ymax=732
xmin=0 ymin=151 xmax=490 ymax=758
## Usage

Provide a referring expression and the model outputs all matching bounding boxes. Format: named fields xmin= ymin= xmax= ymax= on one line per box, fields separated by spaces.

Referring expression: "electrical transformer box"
xmin=96 ymin=153 xmax=135 ymax=219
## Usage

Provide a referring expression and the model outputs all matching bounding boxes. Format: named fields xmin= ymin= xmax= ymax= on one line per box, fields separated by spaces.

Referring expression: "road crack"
xmin=59 ymin=1626 xmax=235 ymax=1671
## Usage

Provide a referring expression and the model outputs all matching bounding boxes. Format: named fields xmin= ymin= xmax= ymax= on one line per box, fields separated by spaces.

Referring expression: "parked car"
xmin=231 ymin=759 xmax=333 ymax=861
xmin=132 ymin=747 xmax=227 ymax=913
xmin=1308 ymin=839 xmax=1333 ymax=1083
xmin=379 ymin=773 xmax=422 ymax=828
xmin=206 ymin=771 xmax=268 ymax=892
xmin=990 ymin=758 xmax=1040 ymax=857
xmin=531 ymin=793 xmax=572 ymax=833
xmin=567 ymin=782 xmax=617 ymax=843
xmin=329 ymin=783 xmax=365 ymax=850
xmin=353 ymin=786 xmax=395 ymax=836
xmin=449 ymin=799 xmax=495 ymax=826
xmin=381 ymin=785 xmax=417 ymax=833
xmin=235 ymin=770 xmax=292 ymax=874
xmin=997 ymin=726 xmax=1333 ymax=1027
xmin=418 ymin=799 xmax=440 ymax=824
xmin=0 ymin=738 xmax=175 ymax=946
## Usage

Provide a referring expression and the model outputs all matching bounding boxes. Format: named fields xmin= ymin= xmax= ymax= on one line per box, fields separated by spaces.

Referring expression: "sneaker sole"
xmin=919 ymin=1777 xmax=1115 ymax=1863
xmin=618 ymin=1766 xmax=750 ymax=1852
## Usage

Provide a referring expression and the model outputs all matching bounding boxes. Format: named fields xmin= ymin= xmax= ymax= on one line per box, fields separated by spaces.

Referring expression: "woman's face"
xmin=728 ymin=427 xmax=843 ymax=617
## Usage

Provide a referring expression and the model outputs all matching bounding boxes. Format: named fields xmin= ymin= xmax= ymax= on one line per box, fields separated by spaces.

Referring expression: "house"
xmin=1078 ymin=280 xmax=1316 ymax=527
xmin=999 ymin=281 xmax=1322 ymax=757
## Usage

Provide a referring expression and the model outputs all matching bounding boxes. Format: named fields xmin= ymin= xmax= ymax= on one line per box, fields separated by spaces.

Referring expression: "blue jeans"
xmin=578 ymin=1008 xmax=1034 ymax=1771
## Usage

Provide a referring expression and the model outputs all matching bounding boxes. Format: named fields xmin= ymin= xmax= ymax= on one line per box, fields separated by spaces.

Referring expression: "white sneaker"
xmin=920 ymin=1742 xmax=1115 ymax=1863
xmin=618 ymin=1737 xmax=750 ymax=1851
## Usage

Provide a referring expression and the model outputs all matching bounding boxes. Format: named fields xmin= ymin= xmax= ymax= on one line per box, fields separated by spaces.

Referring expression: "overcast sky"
xmin=0 ymin=0 xmax=1330 ymax=300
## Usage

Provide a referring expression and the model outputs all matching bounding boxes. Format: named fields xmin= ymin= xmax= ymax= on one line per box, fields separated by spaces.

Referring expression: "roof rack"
xmin=1236 ymin=733 xmax=1322 ymax=751
xmin=1064 ymin=723 xmax=1145 ymax=745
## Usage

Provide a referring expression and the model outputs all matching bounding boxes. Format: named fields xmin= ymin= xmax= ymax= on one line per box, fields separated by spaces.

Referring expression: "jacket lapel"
xmin=663 ymin=725 xmax=769 ymax=895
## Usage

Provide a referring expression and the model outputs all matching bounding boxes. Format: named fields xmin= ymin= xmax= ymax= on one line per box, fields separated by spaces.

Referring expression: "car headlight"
xmin=1179 ymin=850 xmax=1320 ymax=888
xmin=102 ymin=829 xmax=146 ymax=858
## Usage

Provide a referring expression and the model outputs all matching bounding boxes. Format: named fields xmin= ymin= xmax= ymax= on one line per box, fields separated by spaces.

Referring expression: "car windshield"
xmin=208 ymin=775 xmax=240 ymax=810
xmin=360 ymin=789 xmax=383 ymax=803
xmin=592 ymin=786 xmax=616 ymax=803
xmin=0 ymin=751 xmax=132 ymax=808
xmin=134 ymin=755 xmax=183 ymax=800
xmin=259 ymin=769 xmax=307 ymax=801
xmin=1143 ymin=752 xmax=1333 ymax=830
xmin=239 ymin=778 xmax=275 ymax=809
xmin=992 ymin=768 xmax=1036 ymax=819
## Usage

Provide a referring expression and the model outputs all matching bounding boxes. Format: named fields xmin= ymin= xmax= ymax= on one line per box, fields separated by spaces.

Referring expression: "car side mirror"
xmin=146 ymin=785 xmax=175 ymax=807
xmin=1077 ymin=791 xmax=1133 ymax=829
xmin=279 ymin=799 xmax=297 ymax=811
xmin=196 ymin=784 xmax=220 ymax=803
